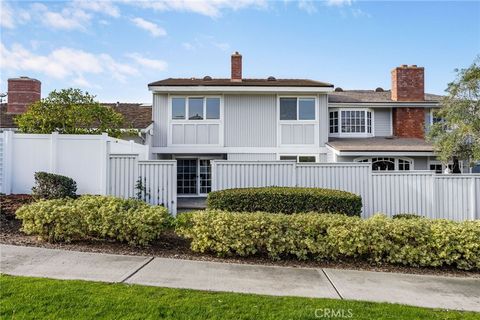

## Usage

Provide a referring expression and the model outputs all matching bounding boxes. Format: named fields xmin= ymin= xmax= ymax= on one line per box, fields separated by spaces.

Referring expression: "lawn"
xmin=0 ymin=275 xmax=478 ymax=320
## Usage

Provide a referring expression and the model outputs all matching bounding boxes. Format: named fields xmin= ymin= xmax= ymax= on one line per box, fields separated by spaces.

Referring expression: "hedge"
xmin=176 ymin=211 xmax=480 ymax=270
xmin=32 ymin=172 xmax=77 ymax=200
xmin=206 ymin=187 xmax=362 ymax=216
xmin=16 ymin=195 xmax=172 ymax=246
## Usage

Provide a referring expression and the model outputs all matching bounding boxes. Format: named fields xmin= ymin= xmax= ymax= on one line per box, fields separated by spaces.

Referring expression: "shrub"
xmin=31 ymin=172 xmax=77 ymax=200
xmin=176 ymin=211 xmax=480 ymax=270
xmin=393 ymin=213 xmax=424 ymax=219
xmin=16 ymin=195 xmax=172 ymax=246
xmin=206 ymin=187 xmax=362 ymax=216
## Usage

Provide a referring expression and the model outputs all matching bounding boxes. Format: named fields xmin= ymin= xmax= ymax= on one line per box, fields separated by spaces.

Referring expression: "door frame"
xmin=173 ymin=155 xmax=217 ymax=197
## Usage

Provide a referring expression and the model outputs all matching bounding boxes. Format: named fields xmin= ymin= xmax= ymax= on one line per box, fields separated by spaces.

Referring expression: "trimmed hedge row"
xmin=32 ymin=172 xmax=77 ymax=200
xmin=176 ymin=211 xmax=480 ymax=270
xmin=207 ymin=187 xmax=362 ymax=217
xmin=16 ymin=195 xmax=171 ymax=246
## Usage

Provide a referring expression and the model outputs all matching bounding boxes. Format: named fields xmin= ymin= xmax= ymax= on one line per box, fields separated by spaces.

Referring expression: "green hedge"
xmin=32 ymin=172 xmax=77 ymax=200
xmin=207 ymin=187 xmax=362 ymax=216
xmin=176 ymin=211 xmax=480 ymax=270
xmin=16 ymin=195 xmax=172 ymax=246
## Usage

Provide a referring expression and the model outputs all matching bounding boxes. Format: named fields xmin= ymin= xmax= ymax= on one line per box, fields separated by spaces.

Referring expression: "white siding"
xmin=171 ymin=123 xmax=220 ymax=145
xmin=374 ymin=108 xmax=392 ymax=136
xmin=224 ymin=95 xmax=276 ymax=147
xmin=318 ymin=94 xmax=329 ymax=145
xmin=281 ymin=124 xmax=315 ymax=144
xmin=228 ymin=153 xmax=276 ymax=161
xmin=153 ymin=94 xmax=168 ymax=147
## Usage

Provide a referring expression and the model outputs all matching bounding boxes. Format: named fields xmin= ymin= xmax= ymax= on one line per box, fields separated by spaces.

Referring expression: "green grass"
xmin=0 ymin=275 xmax=477 ymax=320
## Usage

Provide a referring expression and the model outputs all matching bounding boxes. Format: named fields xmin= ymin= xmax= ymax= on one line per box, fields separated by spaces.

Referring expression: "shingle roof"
xmin=328 ymin=90 xmax=442 ymax=103
xmin=327 ymin=137 xmax=435 ymax=152
xmin=149 ymin=78 xmax=333 ymax=87
xmin=0 ymin=103 xmax=152 ymax=129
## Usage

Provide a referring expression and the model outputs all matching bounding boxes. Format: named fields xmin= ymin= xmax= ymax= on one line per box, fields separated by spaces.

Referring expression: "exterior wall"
xmin=152 ymin=94 xmax=168 ymax=147
xmin=172 ymin=123 xmax=219 ymax=145
xmin=392 ymin=107 xmax=425 ymax=139
xmin=281 ymin=124 xmax=315 ymax=144
xmin=318 ymin=94 xmax=329 ymax=145
xmin=228 ymin=153 xmax=276 ymax=161
xmin=373 ymin=108 xmax=392 ymax=136
xmin=224 ymin=95 xmax=276 ymax=147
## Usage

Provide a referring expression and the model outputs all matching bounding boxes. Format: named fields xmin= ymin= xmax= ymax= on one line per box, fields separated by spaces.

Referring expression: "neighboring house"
xmin=0 ymin=77 xmax=153 ymax=144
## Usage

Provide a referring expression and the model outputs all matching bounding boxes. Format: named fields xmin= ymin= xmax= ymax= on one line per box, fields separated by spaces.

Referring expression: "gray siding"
xmin=224 ymin=95 xmax=276 ymax=147
xmin=228 ymin=153 xmax=276 ymax=161
xmin=374 ymin=108 xmax=391 ymax=136
xmin=318 ymin=94 xmax=329 ymax=145
xmin=281 ymin=124 xmax=315 ymax=144
xmin=152 ymin=94 xmax=168 ymax=147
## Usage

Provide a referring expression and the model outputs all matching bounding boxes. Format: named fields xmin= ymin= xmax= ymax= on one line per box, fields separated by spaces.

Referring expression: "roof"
xmin=149 ymin=78 xmax=333 ymax=88
xmin=328 ymin=90 xmax=442 ymax=104
xmin=327 ymin=137 xmax=435 ymax=152
xmin=0 ymin=103 xmax=152 ymax=129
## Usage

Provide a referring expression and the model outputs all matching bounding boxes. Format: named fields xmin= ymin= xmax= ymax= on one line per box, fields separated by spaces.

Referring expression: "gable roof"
xmin=0 ymin=103 xmax=152 ymax=129
xmin=149 ymin=78 xmax=334 ymax=88
xmin=328 ymin=90 xmax=442 ymax=104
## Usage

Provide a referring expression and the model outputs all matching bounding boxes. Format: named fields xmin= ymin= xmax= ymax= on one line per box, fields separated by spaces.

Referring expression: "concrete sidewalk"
xmin=1 ymin=244 xmax=479 ymax=312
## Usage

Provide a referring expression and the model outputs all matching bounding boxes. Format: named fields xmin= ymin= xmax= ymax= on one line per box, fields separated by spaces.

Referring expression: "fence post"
xmin=3 ymin=131 xmax=14 ymax=194
xmin=211 ymin=160 xmax=217 ymax=191
xmin=49 ymin=132 xmax=59 ymax=173
xmin=471 ymin=177 xmax=477 ymax=220
xmin=100 ymin=133 xmax=109 ymax=195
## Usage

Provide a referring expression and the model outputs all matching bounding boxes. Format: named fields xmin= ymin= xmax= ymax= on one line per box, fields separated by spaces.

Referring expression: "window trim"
xmin=354 ymin=157 xmax=414 ymax=171
xmin=278 ymin=154 xmax=319 ymax=163
xmin=278 ymin=96 xmax=317 ymax=122
xmin=170 ymin=95 xmax=222 ymax=122
xmin=329 ymin=108 xmax=374 ymax=138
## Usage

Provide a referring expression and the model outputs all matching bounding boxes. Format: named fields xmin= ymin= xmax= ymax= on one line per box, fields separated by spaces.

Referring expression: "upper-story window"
xmin=280 ymin=97 xmax=316 ymax=120
xmin=171 ymin=97 xmax=220 ymax=120
xmin=329 ymin=108 xmax=372 ymax=136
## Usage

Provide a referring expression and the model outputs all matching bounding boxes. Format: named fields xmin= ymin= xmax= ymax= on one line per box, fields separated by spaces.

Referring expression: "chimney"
xmin=231 ymin=52 xmax=242 ymax=82
xmin=391 ymin=65 xmax=424 ymax=101
xmin=7 ymin=77 xmax=41 ymax=114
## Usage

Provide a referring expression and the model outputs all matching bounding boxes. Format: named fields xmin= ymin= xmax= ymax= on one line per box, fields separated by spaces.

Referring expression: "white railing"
xmin=211 ymin=161 xmax=480 ymax=221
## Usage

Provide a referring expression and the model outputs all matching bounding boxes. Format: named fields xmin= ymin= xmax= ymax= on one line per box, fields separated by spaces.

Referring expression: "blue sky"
xmin=1 ymin=0 xmax=479 ymax=103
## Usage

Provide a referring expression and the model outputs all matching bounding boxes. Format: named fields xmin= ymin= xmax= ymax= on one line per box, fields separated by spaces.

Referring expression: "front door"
xmin=177 ymin=158 xmax=212 ymax=195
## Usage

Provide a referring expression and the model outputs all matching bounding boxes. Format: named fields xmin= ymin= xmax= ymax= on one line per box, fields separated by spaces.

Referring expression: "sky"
xmin=1 ymin=0 xmax=479 ymax=103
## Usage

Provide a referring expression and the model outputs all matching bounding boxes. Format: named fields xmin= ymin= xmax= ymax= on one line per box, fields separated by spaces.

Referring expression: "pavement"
xmin=1 ymin=244 xmax=479 ymax=312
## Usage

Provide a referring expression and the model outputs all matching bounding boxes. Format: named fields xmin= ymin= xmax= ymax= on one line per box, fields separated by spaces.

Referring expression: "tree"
xmin=15 ymin=88 xmax=124 ymax=138
xmin=427 ymin=57 xmax=480 ymax=171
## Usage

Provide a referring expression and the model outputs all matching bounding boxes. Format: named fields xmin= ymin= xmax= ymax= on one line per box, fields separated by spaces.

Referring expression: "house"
xmin=0 ymin=77 xmax=153 ymax=144
xmin=147 ymin=53 xmax=453 ymax=196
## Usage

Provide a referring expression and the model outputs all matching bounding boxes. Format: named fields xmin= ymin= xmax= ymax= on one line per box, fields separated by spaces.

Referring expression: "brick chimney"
xmin=391 ymin=65 xmax=424 ymax=101
xmin=7 ymin=77 xmax=41 ymax=114
xmin=231 ymin=52 xmax=242 ymax=82
xmin=390 ymin=65 xmax=426 ymax=139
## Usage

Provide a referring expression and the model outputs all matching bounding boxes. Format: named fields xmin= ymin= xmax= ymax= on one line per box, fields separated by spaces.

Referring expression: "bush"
xmin=393 ymin=213 xmax=424 ymax=219
xmin=16 ymin=195 xmax=172 ymax=246
xmin=207 ymin=187 xmax=362 ymax=216
xmin=32 ymin=172 xmax=77 ymax=200
xmin=176 ymin=211 xmax=480 ymax=270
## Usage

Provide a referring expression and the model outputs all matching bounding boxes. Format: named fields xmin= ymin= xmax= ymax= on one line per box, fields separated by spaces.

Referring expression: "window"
xmin=280 ymin=97 xmax=315 ymax=120
xmin=172 ymin=98 xmax=186 ymax=120
xmin=430 ymin=163 xmax=443 ymax=173
xmin=429 ymin=161 xmax=462 ymax=174
xmin=280 ymin=155 xmax=317 ymax=162
xmin=171 ymin=97 xmax=221 ymax=121
xmin=356 ymin=157 xmax=413 ymax=171
xmin=329 ymin=111 xmax=338 ymax=133
xmin=188 ymin=98 xmax=203 ymax=120
xmin=329 ymin=109 xmax=373 ymax=136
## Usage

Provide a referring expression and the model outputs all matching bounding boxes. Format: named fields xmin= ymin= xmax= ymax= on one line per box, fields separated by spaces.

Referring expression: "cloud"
xmin=73 ymin=0 xmax=120 ymax=18
xmin=182 ymin=36 xmax=230 ymax=52
xmin=325 ymin=0 xmax=352 ymax=6
xmin=0 ymin=2 xmax=30 ymax=29
xmin=127 ymin=53 xmax=168 ymax=71
xmin=0 ymin=42 xmax=138 ymax=83
xmin=125 ymin=0 xmax=267 ymax=18
xmin=298 ymin=0 xmax=317 ymax=14
xmin=131 ymin=17 xmax=167 ymax=37
xmin=182 ymin=42 xmax=195 ymax=51
xmin=213 ymin=42 xmax=230 ymax=51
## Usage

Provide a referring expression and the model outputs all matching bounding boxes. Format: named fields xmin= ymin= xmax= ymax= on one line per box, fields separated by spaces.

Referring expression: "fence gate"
xmin=108 ymin=154 xmax=177 ymax=215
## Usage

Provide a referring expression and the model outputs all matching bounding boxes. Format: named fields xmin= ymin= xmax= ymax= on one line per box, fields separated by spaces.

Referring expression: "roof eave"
xmin=148 ymin=85 xmax=334 ymax=93
xmin=328 ymin=101 xmax=440 ymax=107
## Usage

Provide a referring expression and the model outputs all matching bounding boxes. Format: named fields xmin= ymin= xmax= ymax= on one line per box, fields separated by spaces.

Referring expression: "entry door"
xmin=177 ymin=159 xmax=197 ymax=195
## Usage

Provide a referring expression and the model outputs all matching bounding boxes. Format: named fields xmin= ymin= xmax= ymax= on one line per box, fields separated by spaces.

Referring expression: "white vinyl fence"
xmin=1 ymin=132 xmax=177 ymax=215
xmin=211 ymin=160 xmax=480 ymax=221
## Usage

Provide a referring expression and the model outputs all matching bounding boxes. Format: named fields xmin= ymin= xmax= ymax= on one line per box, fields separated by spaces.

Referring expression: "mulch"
xmin=1 ymin=194 xmax=479 ymax=278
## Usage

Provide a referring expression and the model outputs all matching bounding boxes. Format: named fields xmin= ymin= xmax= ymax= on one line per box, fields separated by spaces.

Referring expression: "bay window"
xmin=329 ymin=108 xmax=373 ymax=136
xmin=355 ymin=157 xmax=413 ymax=171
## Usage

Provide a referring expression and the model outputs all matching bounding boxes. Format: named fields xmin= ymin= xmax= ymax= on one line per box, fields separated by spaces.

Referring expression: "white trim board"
xmin=150 ymin=86 xmax=333 ymax=93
